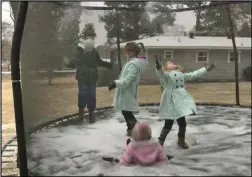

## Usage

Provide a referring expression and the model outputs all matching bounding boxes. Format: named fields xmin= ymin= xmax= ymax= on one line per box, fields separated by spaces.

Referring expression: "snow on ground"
xmin=26 ymin=106 xmax=251 ymax=176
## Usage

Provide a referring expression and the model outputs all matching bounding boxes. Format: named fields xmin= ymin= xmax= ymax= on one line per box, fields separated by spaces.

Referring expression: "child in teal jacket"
xmin=108 ymin=42 xmax=148 ymax=136
xmin=156 ymin=58 xmax=215 ymax=149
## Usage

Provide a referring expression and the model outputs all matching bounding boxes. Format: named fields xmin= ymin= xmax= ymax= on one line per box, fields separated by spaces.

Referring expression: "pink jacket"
xmin=119 ymin=138 xmax=168 ymax=166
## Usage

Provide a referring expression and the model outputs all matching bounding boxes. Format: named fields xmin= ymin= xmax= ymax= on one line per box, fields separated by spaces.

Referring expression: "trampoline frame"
xmin=7 ymin=1 xmax=245 ymax=176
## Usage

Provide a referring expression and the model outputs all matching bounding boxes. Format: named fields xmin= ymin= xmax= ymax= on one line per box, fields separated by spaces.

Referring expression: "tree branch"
xmin=51 ymin=1 xmax=246 ymax=12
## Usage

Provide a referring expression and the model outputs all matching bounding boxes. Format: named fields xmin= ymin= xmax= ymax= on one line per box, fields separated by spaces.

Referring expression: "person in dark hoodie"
xmin=64 ymin=23 xmax=113 ymax=123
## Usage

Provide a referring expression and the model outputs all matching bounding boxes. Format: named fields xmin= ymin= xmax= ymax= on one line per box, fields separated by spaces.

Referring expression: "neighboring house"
xmin=96 ymin=44 xmax=115 ymax=60
xmin=111 ymin=35 xmax=251 ymax=82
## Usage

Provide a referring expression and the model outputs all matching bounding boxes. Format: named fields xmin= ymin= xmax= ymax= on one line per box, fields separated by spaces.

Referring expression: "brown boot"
xmin=88 ymin=109 xmax=95 ymax=124
xmin=78 ymin=108 xmax=85 ymax=120
xmin=177 ymin=134 xmax=189 ymax=149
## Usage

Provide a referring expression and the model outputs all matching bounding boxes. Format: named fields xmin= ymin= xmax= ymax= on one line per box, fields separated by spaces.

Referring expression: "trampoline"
xmin=2 ymin=1 xmax=251 ymax=176
xmin=2 ymin=103 xmax=251 ymax=176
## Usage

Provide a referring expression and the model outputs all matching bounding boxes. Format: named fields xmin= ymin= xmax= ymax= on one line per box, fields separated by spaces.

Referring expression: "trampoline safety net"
xmin=4 ymin=1 xmax=252 ymax=176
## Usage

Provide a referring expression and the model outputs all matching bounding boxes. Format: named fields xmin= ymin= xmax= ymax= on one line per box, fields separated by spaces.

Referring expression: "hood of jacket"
xmin=78 ymin=38 xmax=95 ymax=53
xmin=130 ymin=57 xmax=149 ymax=74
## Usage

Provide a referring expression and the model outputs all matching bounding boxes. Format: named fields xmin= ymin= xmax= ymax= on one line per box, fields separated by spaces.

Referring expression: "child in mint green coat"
xmin=156 ymin=58 xmax=215 ymax=149
xmin=108 ymin=42 xmax=148 ymax=136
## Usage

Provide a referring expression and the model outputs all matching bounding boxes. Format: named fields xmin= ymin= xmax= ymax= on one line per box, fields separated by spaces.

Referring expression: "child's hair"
xmin=164 ymin=61 xmax=184 ymax=72
xmin=125 ymin=42 xmax=145 ymax=56
xmin=82 ymin=23 xmax=97 ymax=39
xmin=176 ymin=64 xmax=184 ymax=72
xmin=132 ymin=121 xmax=151 ymax=141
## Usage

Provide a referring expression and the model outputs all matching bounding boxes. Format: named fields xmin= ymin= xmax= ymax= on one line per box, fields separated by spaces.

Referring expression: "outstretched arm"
xmin=64 ymin=47 xmax=82 ymax=69
xmin=155 ymin=55 xmax=169 ymax=84
xmin=156 ymin=67 xmax=167 ymax=83
xmin=157 ymin=145 xmax=168 ymax=162
xmin=115 ymin=64 xmax=138 ymax=88
xmin=184 ymin=67 xmax=208 ymax=81
xmin=119 ymin=146 xmax=133 ymax=165
xmin=95 ymin=50 xmax=113 ymax=68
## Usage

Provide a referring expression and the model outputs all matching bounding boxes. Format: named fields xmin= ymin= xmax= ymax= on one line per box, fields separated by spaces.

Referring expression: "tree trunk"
xmin=195 ymin=11 xmax=201 ymax=31
xmin=195 ymin=2 xmax=202 ymax=31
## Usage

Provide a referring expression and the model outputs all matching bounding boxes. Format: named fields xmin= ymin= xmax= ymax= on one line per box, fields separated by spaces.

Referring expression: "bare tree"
xmin=2 ymin=21 xmax=13 ymax=71
xmin=2 ymin=21 xmax=13 ymax=40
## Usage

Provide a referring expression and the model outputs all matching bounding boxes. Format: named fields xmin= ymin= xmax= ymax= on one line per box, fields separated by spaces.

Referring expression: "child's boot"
xmin=88 ymin=109 xmax=95 ymax=123
xmin=177 ymin=133 xmax=189 ymax=149
xmin=126 ymin=119 xmax=137 ymax=136
xmin=78 ymin=107 xmax=85 ymax=120
xmin=158 ymin=128 xmax=171 ymax=146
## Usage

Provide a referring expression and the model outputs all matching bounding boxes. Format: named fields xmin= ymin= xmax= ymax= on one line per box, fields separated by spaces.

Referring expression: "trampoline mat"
xmin=26 ymin=105 xmax=251 ymax=176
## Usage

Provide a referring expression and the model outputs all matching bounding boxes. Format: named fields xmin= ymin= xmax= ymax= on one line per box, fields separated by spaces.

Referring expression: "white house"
xmin=110 ymin=35 xmax=251 ymax=81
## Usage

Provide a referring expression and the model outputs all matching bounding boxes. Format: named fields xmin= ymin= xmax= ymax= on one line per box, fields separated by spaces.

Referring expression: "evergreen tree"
xmin=237 ymin=21 xmax=251 ymax=37
xmin=99 ymin=2 xmax=175 ymax=42
xmin=57 ymin=2 xmax=82 ymax=60
xmin=180 ymin=1 xmax=208 ymax=32
xmin=199 ymin=1 xmax=251 ymax=36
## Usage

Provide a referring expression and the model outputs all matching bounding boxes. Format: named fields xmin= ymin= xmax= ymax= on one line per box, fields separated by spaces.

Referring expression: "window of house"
xmin=196 ymin=51 xmax=209 ymax=62
xmin=164 ymin=50 xmax=173 ymax=60
xmin=228 ymin=51 xmax=241 ymax=63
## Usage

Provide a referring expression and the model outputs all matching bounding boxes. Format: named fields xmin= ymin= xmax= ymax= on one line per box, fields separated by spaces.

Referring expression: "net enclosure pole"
xmin=226 ymin=4 xmax=240 ymax=106
xmin=10 ymin=1 xmax=29 ymax=176
xmin=116 ymin=7 xmax=122 ymax=73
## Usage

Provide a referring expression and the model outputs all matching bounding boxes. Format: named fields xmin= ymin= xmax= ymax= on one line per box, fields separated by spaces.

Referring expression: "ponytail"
xmin=138 ymin=42 xmax=145 ymax=52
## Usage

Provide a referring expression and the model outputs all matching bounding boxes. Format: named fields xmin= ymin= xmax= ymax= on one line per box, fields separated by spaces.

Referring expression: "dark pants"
xmin=159 ymin=117 xmax=186 ymax=143
xmin=78 ymin=83 xmax=96 ymax=110
xmin=122 ymin=110 xmax=137 ymax=130
xmin=165 ymin=117 xmax=186 ymax=136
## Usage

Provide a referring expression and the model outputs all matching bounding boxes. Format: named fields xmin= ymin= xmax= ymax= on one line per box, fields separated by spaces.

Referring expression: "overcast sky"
xmin=2 ymin=1 xmax=196 ymax=45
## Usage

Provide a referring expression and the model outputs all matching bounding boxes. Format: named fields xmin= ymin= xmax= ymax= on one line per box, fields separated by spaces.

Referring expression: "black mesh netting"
xmin=4 ymin=1 xmax=251 ymax=176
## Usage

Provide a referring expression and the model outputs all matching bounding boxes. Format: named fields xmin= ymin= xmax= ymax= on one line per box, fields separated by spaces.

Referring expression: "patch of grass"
xmin=1 ymin=165 xmax=19 ymax=176
xmin=2 ymin=76 xmax=251 ymax=144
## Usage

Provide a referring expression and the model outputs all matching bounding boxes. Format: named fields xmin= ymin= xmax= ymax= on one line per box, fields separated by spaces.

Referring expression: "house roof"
xmin=111 ymin=36 xmax=251 ymax=50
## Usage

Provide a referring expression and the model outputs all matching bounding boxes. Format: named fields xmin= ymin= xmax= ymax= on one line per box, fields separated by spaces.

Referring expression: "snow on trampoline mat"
xmin=26 ymin=106 xmax=251 ymax=176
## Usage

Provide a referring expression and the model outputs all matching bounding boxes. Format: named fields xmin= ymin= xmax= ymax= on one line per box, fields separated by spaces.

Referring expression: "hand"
xmin=205 ymin=62 xmax=215 ymax=71
xmin=155 ymin=55 xmax=162 ymax=69
xmin=63 ymin=57 xmax=71 ymax=66
xmin=126 ymin=138 xmax=131 ymax=145
xmin=108 ymin=81 xmax=116 ymax=91
xmin=102 ymin=157 xmax=119 ymax=163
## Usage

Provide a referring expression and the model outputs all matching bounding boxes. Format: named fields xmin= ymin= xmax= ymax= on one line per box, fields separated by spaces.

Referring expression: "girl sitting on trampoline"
xmin=155 ymin=57 xmax=215 ymax=149
xmin=108 ymin=42 xmax=148 ymax=136
xmin=103 ymin=121 xmax=171 ymax=165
